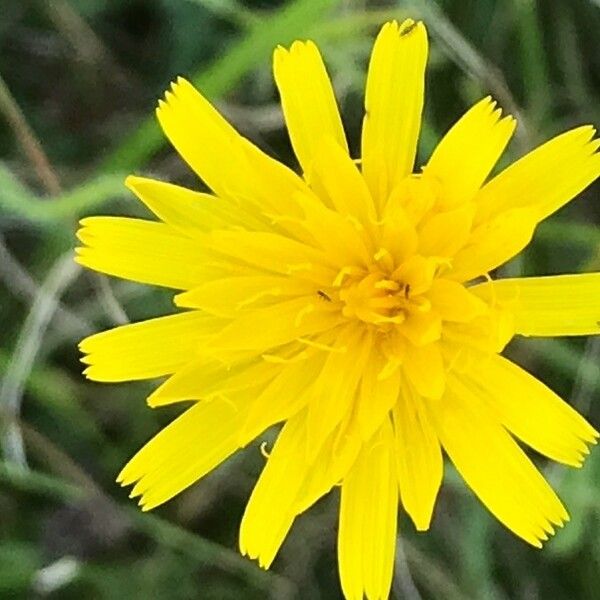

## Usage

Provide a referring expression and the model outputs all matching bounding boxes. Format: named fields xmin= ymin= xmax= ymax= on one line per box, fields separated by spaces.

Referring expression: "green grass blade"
xmin=100 ymin=0 xmax=342 ymax=174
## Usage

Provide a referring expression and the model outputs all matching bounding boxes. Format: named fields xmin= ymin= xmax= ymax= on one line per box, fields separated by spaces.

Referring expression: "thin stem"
xmin=0 ymin=73 xmax=62 ymax=195
xmin=43 ymin=0 xmax=135 ymax=92
xmin=92 ymin=275 xmax=130 ymax=325
xmin=0 ymin=253 xmax=80 ymax=468
xmin=0 ymin=233 xmax=92 ymax=337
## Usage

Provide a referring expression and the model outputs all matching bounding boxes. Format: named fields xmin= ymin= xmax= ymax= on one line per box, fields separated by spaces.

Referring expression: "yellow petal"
xmin=239 ymin=353 xmax=324 ymax=443
xmin=293 ymin=189 xmax=372 ymax=268
xmin=448 ymin=207 xmax=538 ymax=282
xmin=402 ymin=341 xmax=445 ymax=399
xmin=401 ymin=310 xmax=442 ymax=347
xmin=393 ymin=379 xmax=443 ymax=530
xmin=156 ymin=77 xmax=306 ymax=214
xmin=201 ymin=229 xmax=336 ymax=281
xmin=427 ymin=279 xmax=488 ymax=323
xmin=475 ymin=125 xmax=600 ymax=224
xmin=306 ymin=327 xmax=372 ymax=456
xmin=273 ymin=41 xmax=348 ymax=174
xmin=355 ymin=351 xmax=401 ymax=441
xmin=80 ymin=311 xmax=219 ymax=382
xmin=147 ymin=356 xmax=277 ymax=407
xmin=174 ymin=275 xmax=312 ymax=317
xmin=239 ymin=413 xmax=307 ymax=569
xmin=423 ymin=97 xmax=515 ymax=207
xmin=117 ymin=396 xmax=250 ymax=510
xmin=125 ymin=175 xmax=265 ymax=233
xmin=75 ymin=216 xmax=216 ymax=290
xmin=208 ymin=297 xmax=344 ymax=357
xmin=361 ymin=20 xmax=428 ymax=211
xmin=417 ymin=202 xmax=475 ymax=258
xmin=308 ymin=136 xmax=377 ymax=233
xmin=241 ymin=412 xmax=366 ymax=569
xmin=393 ymin=254 xmax=437 ymax=295
xmin=338 ymin=419 xmax=398 ymax=600
xmin=294 ymin=417 xmax=361 ymax=514
xmin=431 ymin=376 xmax=569 ymax=547
xmin=443 ymin=306 xmax=515 ymax=355
xmin=380 ymin=198 xmax=419 ymax=267
xmin=471 ymin=273 xmax=600 ymax=336
xmin=465 ymin=354 xmax=598 ymax=466
xmin=387 ymin=174 xmax=436 ymax=226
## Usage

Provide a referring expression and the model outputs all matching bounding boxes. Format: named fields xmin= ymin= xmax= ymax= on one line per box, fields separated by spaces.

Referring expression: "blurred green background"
xmin=1 ymin=0 xmax=600 ymax=598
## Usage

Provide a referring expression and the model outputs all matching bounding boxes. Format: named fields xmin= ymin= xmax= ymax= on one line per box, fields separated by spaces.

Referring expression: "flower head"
xmin=77 ymin=19 xmax=600 ymax=600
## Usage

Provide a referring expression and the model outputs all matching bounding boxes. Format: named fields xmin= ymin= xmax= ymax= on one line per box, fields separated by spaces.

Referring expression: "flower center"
xmin=331 ymin=257 xmax=436 ymax=334
xmin=339 ymin=272 xmax=406 ymax=325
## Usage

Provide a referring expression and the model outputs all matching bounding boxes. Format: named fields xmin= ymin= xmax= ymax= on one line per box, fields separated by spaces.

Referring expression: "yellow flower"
xmin=77 ymin=19 xmax=600 ymax=600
